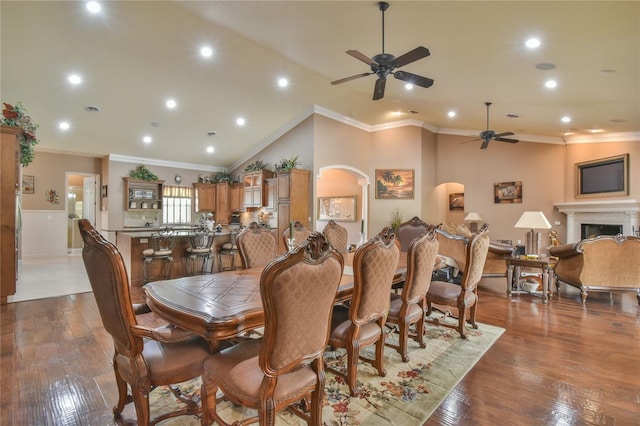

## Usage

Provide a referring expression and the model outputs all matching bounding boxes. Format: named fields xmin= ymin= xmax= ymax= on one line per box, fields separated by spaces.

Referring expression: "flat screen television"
xmin=576 ymin=154 xmax=629 ymax=198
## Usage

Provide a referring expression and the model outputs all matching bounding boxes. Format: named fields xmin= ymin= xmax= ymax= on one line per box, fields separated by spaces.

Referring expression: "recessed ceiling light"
xmin=404 ymin=83 xmax=414 ymax=90
xmin=142 ymin=135 xmax=152 ymax=144
xmin=86 ymin=1 xmax=101 ymax=14
xmin=236 ymin=117 xmax=246 ymax=126
xmin=206 ymin=146 xmax=214 ymax=154
xmin=84 ymin=105 xmax=100 ymax=112
xmin=447 ymin=110 xmax=456 ymax=118
xmin=536 ymin=62 xmax=556 ymax=71
xmin=200 ymin=46 xmax=213 ymax=58
xmin=68 ymin=74 xmax=82 ymax=85
xmin=165 ymin=99 xmax=177 ymax=109
xmin=544 ymin=80 xmax=558 ymax=89
xmin=277 ymin=78 xmax=289 ymax=88
xmin=58 ymin=121 xmax=70 ymax=130
xmin=589 ymin=129 xmax=603 ymax=133
xmin=561 ymin=116 xmax=571 ymax=123
xmin=525 ymin=38 xmax=541 ymax=49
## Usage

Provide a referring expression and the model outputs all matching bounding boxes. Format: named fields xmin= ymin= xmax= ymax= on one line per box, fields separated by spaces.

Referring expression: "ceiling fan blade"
xmin=346 ymin=50 xmax=376 ymax=66
xmin=373 ymin=78 xmax=386 ymax=100
xmin=393 ymin=71 xmax=434 ymax=88
xmin=480 ymin=138 xmax=490 ymax=150
xmin=393 ymin=46 xmax=430 ymax=68
xmin=495 ymin=137 xmax=519 ymax=143
xmin=331 ymin=72 xmax=373 ymax=85
xmin=494 ymin=131 xmax=514 ymax=138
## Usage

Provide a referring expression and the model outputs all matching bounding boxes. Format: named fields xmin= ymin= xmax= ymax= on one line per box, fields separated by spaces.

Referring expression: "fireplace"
xmin=581 ymin=223 xmax=623 ymax=239
xmin=554 ymin=200 xmax=639 ymax=243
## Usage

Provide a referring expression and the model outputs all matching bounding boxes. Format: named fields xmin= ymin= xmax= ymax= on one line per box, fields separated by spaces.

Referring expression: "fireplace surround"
xmin=554 ymin=200 xmax=640 ymax=243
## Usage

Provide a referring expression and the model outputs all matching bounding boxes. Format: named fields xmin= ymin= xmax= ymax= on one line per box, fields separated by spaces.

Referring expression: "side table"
xmin=506 ymin=256 xmax=558 ymax=304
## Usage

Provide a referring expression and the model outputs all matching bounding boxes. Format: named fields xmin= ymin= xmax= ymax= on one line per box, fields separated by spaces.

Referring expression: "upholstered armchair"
xmin=549 ymin=234 xmax=640 ymax=304
xmin=396 ymin=216 xmax=430 ymax=252
xmin=237 ymin=222 xmax=277 ymax=269
xmin=200 ymin=233 xmax=344 ymax=426
xmin=78 ymin=219 xmax=210 ymax=425
xmin=323 ymin=219 xmax=349 ymax=257
xmin=327 ymin=226 xmax=400 ymax=396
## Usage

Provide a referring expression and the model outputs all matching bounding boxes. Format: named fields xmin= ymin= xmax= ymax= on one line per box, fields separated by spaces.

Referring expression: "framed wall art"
xmin=494 ymin=181 xmax=522 ymax=204
xmin=449 ymin=192 xmax=464 ymax=211
xmin=375 ymin=169 xmax=415 ymax=199
xmin=101 ymin=185 xmax=108 ymax=198
xmin=317 ymin=195 xmax=357 ymax=222
xmin=22 ymin=175 xmax=34 ymax=194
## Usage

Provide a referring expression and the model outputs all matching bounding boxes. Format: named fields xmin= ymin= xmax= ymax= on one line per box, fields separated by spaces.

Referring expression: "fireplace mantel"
xmin=554 ymin=199 xmax=639 ymax=243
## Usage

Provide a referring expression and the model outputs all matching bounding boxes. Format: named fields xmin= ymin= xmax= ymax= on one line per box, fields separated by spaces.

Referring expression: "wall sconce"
xmin=514 ymin=211 xmax=552 ymax=256
xmin=464 ymin=212 xmax=483 ymax=232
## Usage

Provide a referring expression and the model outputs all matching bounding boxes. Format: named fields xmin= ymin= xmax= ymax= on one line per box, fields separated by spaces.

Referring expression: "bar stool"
xmin=143 ymin=228 xmax=176 ymax=283
xmin=217 ymin=227 xmax=239 ymax=272
xmin=186 ymin=227 xmax=214 ymax=275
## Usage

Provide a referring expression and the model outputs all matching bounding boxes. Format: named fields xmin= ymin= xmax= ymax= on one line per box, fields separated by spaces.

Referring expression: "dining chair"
xmin=395 ymin=216 xmax=430 ymax=252
xmin=142 ymin=227 xmax=176 ymax=283
xmin=323 ymin=219 xmax=349 ymax=258
xmin=200 ymin=233 xmax=344 ymax=426
xmin=282 ymin=220 xmax=312 ymax=249
xmin=236 ymin=221 xmax=277 ymax=269
xmin=327 ymin=226 xmax=400 ymax=396
xmin=77 ymin=219 xmax=210 ymax=426
xmin=185 ymin=226 xmax=214 ymax=275
xmin=426 ymin=228 xmax=491 ymax=338
xmin=385 ymin=227 xmax=439 ymax=362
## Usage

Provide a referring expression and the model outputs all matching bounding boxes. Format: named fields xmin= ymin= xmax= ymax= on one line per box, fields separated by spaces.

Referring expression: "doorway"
xmin=66 ymin=173 xmax=99 ymax=252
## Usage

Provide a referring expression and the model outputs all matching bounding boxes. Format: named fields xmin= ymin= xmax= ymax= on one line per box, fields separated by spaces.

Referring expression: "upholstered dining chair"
xmin=200 ymin=233 xmax=344 ymax=426
xmin=185 ymin=226 xmax=214 ymax=275
xmin=395 ymin=216 xmax=430 ymax=252
xmin=77 ymin=219 xmax=210 ymax=426
xmin=426 ymin=228 xmax=491 ymax=338
xmin=327 ymin=226 xmax=400 ymax=396
xmin=385 ymin=227 xmax=439 ymax=362
xmin=282 ymin=220 xmax=312 ymax=249
xmin=237 ymin=221 xmax=277 ymax=269
xmin=323 ymin=219 xmax=349 ymax=258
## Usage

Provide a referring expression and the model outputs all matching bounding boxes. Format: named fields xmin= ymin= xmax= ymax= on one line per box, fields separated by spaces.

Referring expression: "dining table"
xmin=144 ymin=251 xmax=407 ymax=352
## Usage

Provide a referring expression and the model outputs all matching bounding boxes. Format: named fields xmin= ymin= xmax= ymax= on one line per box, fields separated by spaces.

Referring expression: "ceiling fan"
xmin=478 ymin=102 xmax=519 ymax=149
xmin=330 ymin=1 xmax=434 ymax=100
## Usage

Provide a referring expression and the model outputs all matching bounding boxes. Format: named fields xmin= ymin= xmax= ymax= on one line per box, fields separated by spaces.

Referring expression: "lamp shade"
xmin=514 ymin=211 xmax=552 ymax=230
xmin=464 ymin=212 xmax=483 ymax=222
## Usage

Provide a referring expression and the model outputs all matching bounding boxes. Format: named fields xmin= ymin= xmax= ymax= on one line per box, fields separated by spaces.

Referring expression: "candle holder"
xmin=287 ymin=238 xmax=296 ymax=252
xmin=359 ymin=233 xmax=366 ymax=247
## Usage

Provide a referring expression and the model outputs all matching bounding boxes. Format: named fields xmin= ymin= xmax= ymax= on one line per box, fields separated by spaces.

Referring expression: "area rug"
xmin=150 ymin=318 xmax=504 ymax=425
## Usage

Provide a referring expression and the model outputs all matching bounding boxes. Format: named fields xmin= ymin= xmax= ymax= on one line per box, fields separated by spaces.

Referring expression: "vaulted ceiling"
xmin=2 ymin=1 xmax=638 ymax=169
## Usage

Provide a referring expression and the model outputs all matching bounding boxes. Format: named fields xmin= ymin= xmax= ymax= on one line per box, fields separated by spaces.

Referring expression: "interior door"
xmin=83 ymin=175 xmax=96 ymax=226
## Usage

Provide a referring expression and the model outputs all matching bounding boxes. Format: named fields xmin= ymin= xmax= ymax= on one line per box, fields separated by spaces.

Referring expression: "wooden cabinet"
xmin=124 ymin=178 xmax=164 ymax=211
xmin=193 ymin=183 xmax=216 ymax=212
xmin=243 ymin=170 xmax=274 ymax=208
xmin=1 ymin=126 xmax=20 ymax=304
xmin=264 ymin=178 xmax=277 ymax=211
xmin=216 ymin=182 xmax=231 ymax=225
xmin=276 ymin=169 xmax=310 ymax=253
xmin=230 ymin=183 xmax=243 ymax=212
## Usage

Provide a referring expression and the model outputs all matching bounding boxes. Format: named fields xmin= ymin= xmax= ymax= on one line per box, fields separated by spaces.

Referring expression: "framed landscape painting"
xmin=494 ymin=181 xmax=522 ymax=204
xmin=375 ymin=169 xmax=415 ymax=199
xmin=449 ymin=193 xmax=464 ymax=210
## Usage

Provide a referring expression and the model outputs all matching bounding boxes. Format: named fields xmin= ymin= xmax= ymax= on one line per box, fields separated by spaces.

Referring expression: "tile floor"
xmin=8 ymin=252 xmax=91 ymax=303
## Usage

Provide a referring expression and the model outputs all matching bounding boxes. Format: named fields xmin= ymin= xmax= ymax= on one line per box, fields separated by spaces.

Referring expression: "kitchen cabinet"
xmin=230 ymin=182 xmax=243 ymax=212
xmin=193 ymin=183 xmax=216 ymax=212
xmin=276 ymin=169 xmax=310 ymax=253
xmin=124 ymin=178 xmax=164 ymax=211
xmin=264 ymin=177 xmax=277 ymax=211
xmin=243 ymin=170 xmax=274 ymax=208
xmin=216 ymin=182 xmax=231 ymax=225
xmin=1 ymin=126 xmax=21 ymax=304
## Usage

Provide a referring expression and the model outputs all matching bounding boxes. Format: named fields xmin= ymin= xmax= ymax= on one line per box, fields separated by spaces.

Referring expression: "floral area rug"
xmin=149 ymin=317 xmax=504 ymax=425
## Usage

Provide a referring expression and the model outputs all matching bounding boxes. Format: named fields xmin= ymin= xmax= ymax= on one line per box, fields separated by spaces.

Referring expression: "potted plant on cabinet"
xmin=274 ymin=155 xmax=300 ymax=174
xmin=1 ymin=102 xmax=39 ymax=167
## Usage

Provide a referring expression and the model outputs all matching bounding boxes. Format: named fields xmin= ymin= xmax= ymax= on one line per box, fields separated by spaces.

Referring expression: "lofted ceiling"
xmin=1 ymin=1 xmax=638 ymax=170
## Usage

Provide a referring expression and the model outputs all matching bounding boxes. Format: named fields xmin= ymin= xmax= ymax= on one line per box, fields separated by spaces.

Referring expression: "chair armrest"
xmin=489 ymin=242 xmax=515 ymax=256
xmin=548 ymin=243 xmax=580 ymax=258
xmin=131 ymin=324 xmax=198 ymax=343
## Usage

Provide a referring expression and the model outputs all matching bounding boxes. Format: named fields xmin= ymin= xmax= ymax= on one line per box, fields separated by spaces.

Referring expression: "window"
xmin=162 ymin=185 xmax=192 ymax=225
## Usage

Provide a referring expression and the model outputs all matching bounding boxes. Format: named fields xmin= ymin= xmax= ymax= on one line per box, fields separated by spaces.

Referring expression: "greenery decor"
xmin=212 ymin=171 xmax=233 ymax=183
xmin=244 ymin=160 xmax=269 ymax=173
xmin=274 ymin=155 xmax=300 ymax=173
xmin=390 ymin=208 xmax=404 ymax=231
xmin=129 ymin=164 xmax=159 ymax=181
xmin=2 ymin=102 xmax=39 ymax=167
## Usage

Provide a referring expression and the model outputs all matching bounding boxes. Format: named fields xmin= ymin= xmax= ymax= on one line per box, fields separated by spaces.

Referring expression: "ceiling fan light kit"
xmin=331 ymin=1 xmax=434 ymax=100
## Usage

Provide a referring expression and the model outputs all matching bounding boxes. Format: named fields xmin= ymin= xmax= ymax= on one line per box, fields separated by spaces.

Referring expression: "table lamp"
xmin=464 ymin=212 xmax=483 ymax=232
xmin=514 ymin=211 xmax=552 ymax=256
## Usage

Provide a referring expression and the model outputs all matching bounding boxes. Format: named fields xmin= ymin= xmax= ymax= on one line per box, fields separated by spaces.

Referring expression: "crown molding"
xmin=108 ymin=154 xmax=224 ymax=172
xmin=565 ymin=131 xmax=640 ymax=144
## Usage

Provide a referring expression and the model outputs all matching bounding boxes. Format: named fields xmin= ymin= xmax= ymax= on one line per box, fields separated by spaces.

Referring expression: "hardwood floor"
xmin=1 ymin=276 xmax=639 ymax=425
